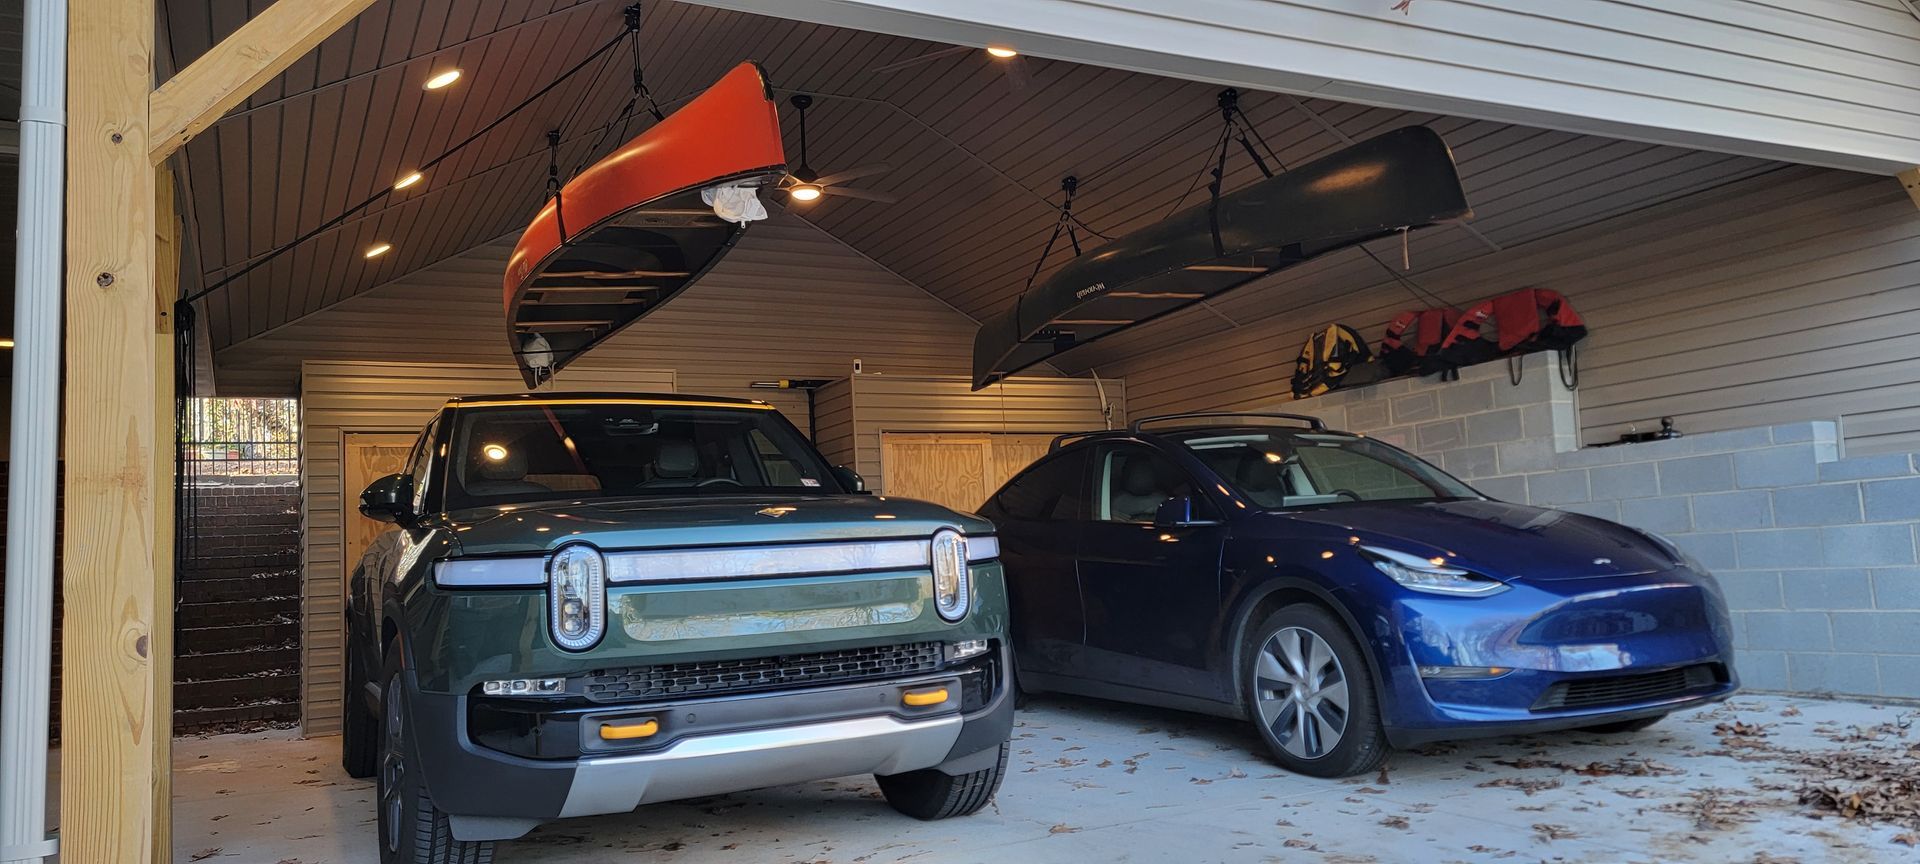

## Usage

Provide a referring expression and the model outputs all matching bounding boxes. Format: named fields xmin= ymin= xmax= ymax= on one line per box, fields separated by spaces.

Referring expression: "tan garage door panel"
xmin=881 ymin=432 xmax=1056 ymax=513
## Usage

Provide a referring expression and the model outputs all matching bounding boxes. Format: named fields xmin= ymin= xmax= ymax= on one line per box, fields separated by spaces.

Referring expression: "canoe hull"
xmin=504 ymin=61 xmax=787 ymax=387
xmin=971 ymin=126 xmax=1472 ymax=389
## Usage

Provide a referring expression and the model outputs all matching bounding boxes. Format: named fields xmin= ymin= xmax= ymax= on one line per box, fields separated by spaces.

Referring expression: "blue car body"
xmin=981 ymin=422 xmax=1737 ymax=749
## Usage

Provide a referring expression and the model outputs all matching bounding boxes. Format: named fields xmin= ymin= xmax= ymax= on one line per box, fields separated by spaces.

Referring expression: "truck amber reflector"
xmin=902 ymin=687 xmax=949 ymax=707
xmin=599 ymin=719 xmax=660 ymax=740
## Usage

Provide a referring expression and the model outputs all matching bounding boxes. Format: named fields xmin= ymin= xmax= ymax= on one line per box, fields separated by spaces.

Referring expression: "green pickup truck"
xmin=340 ymin=393 xmax=1013 ymax=864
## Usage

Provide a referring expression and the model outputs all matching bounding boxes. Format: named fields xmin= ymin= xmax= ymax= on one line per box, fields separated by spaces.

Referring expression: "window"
xmin=1172 ymin=430 xmax=1477 ymax=510
xmin=442 ymin=403 xmax=839 ymax=510
xmin=1096 ymin=445 xmax=1194 ymax=523
xmin=994 ymin=449 xmax=1087 ymax=521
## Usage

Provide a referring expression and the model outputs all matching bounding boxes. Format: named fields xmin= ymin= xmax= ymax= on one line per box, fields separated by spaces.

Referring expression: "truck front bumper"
xmin=401 ymin=645 xmax=1015 ymax=841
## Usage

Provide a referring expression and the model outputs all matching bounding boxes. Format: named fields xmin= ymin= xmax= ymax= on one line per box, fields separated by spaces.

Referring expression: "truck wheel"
xmin=377 ymin=655 xmax=494 ymax=864
xmin=876 ymin=743 xmax=1009 ymax=820
xmin=341 ymin=643 xmax=377 ymax=779
xmin=1242 ymin=604 xmax=1389 ymax=778
xmin=1582 ymin=714 xmax=1666 ymax=734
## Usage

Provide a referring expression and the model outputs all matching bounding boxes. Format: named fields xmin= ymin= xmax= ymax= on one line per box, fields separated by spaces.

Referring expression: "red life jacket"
xmin=1438 ymin=288 xmax=1586 ymax=367
xmin=1379 ymin=308 xmax=1459 ymax=375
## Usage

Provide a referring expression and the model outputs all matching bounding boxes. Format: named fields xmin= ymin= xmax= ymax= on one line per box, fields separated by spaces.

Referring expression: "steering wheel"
xmin=697 ymin=477 xmax=743 ymax=488
xmin=1330 ymin=489 xmax=1362 ymax=502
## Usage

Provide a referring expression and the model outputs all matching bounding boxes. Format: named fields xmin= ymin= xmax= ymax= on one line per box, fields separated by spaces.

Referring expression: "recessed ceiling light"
xmin=394 ymin=171 xmax=424 ymax=190
xmin=0 ymin=338 xmax=14 ymax=349
xmin=424 ymin=69 xmax=462 ymax=90
xmin=365 ymin=243 xmax=393 ymax=259
xmin=985 ymin=46 xmax=1018 ymax=59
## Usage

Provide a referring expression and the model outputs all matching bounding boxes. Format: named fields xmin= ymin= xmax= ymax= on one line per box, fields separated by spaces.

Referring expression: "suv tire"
xmin=377 ymin=653 xmax=494 ymax=864
xmin=341 ymin=643 xmax=377 ymax=779
xmin=876 ymin=743 xmax=1009 ymax=820
xmin=1242 ymin=604 xmax=1389 ymax=778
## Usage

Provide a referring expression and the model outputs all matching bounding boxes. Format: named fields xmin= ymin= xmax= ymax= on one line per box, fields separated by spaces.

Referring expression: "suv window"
xmin=442 ymin=402 xmax=840 ymax=510
xmin=994 ymin=449 xmax=1087 ymax=521
xmin=1172 ymin=429 xmax=1477 ymax=509
xmin=407 ymin=414 xmax=440 ymax=513
xmin=1096 ymin=445 xmax=1194 ymax=523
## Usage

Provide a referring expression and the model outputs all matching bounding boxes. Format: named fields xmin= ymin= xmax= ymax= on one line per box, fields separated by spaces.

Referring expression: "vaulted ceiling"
xmin=172 ymin=0 xmax=1788 ymax=372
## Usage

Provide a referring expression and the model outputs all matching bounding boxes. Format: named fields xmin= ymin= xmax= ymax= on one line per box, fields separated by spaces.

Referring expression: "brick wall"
xmin=1278 ymin=352 xmax=1919 ymax=701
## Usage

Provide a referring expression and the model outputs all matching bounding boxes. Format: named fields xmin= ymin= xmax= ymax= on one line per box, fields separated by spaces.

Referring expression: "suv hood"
xmin=437 ymin=493 xmax=994 ymax=558
xmin=1270 ymin=499 xmax=1678 ymax=582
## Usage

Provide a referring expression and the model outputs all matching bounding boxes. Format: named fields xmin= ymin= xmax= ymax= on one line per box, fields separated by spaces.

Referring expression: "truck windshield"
xmin=440 ymin=402 xmax=842 ymax=510
xmin=1168 ymin=429 xmax=1479 ymax=510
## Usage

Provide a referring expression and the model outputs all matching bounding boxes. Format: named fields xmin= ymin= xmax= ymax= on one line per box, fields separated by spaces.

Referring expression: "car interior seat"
xmin=1110 ymin=457 xmax=1170 ymax=522
xmin=641 ymin=439 xmax=704 ymax=487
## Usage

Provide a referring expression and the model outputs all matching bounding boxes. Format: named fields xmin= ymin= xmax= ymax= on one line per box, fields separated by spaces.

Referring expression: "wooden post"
xmin=63 ymin=0 xmax=160 ymax=861
xmin=150 ymin=166 xmax=180 ymax=864
xmin=1901 ymin=167 xmax=1920 ymax=211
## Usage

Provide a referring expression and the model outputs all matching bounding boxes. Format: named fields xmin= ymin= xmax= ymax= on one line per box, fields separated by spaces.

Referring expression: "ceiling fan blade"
xmin=870 ymin=45 xmax=971 ymax=74
xmin=813 ymin=162 xmax=893 ymax=188
xmin=822 ymin=186 xmax=899 ymax=204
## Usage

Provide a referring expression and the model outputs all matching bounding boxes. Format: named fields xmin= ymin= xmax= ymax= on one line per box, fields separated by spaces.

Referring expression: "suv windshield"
xmin=440 ymin=402 xmax=841 ymax=510
xmin=1167 ymin=429 xmax=1479 ymax=510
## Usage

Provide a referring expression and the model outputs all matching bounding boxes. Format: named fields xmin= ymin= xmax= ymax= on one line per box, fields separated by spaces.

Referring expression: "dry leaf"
xmin=1048 ymin=824 xmax=1079 ymax=834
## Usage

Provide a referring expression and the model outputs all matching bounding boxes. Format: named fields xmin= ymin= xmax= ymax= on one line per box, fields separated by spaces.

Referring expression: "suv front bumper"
xmin=401 ymin=645 xmax=1015 ymax=842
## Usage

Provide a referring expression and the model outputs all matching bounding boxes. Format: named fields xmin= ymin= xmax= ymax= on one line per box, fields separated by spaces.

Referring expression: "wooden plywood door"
xmin=343 ymin=433 xmax=416 ymax=583
xmin=881 ymin=433 xmax=1058 ymax=513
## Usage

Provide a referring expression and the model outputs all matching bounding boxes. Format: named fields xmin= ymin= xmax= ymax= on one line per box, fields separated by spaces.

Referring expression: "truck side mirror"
xmin=360 ymin=473 xmax=415 ymax=524
xmin=831 ymin=465 xmax=868 ymax=494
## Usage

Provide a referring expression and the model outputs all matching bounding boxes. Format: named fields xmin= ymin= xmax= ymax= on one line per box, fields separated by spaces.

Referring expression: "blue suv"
xmin=979 ymin=413 xmax=1737 ymax=777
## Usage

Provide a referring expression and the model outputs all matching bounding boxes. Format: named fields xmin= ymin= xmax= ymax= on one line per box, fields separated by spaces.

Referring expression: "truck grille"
xmin=1533 ymin=663 xmax=1722 ymax=711
xmin=583 ymin=642 xmax=945 ymax=704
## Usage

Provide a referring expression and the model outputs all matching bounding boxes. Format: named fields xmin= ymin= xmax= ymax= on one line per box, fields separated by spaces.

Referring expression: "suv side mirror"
xmin=1154 ymin=495 xmax=1214 ymax=528
xmin=360 ymin=473 xmax=415 ymax=524
xmin=831 ymin=465 xmax=869 ymax=494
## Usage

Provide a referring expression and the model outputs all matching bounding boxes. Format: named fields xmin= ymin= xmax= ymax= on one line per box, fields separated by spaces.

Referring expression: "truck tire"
xmin=377 ymin=653 xmax=494 ymax=864
xmin=341 ymin=643 xmax=377 ymax=779
xmin=876 ymin=743 xmax=1009 ymax=820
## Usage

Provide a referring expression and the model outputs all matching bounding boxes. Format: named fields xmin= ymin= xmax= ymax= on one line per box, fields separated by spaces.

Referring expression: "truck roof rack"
xmin=1129 ymin=412 xmax=1328 ymax=433
xmin=1049 ymin=430 xmax=1128 ymax=452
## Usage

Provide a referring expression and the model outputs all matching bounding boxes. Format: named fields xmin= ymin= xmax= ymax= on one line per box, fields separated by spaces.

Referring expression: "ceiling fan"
xmin=779 ymin=94 xmax=898 ymax=204
xmin=870 ymin=44 xmax=1029 ymax=91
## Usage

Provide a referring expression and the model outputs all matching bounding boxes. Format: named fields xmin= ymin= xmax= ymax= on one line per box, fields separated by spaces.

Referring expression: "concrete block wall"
xmin=1279 ymin=352 xmax=1919 ymax=701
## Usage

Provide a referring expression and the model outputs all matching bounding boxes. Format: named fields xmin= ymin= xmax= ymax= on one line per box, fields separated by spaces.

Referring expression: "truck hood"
xmin=435 ymin=493 xmax=994 ymax=558
xmin=1267 ymin=499 xmax=1678 ymax=582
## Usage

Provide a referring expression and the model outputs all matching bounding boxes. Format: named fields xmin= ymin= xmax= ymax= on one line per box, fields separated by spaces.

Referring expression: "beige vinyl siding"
xmin=298 ymin=360 xmax=677 ymax=735
xmin=813 ymin=378 xmax=857 ymax=468
xmin=1087 ymin=167 xmax=1920 ymax=454
xmin=833 ymin=375 xmax=1124 ymax=493
xmin=215 ymin=211 xmax=982 ymax=425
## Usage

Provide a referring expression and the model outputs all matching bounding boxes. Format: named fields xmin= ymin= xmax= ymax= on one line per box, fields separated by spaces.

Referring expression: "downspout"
xmin=0 ymin=0 xmax=66 ymax=860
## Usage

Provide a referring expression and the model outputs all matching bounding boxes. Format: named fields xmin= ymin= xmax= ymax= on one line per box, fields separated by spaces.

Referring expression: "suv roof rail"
xmin=1129 ymin=412 xmax=1327 ymax=433
xmin=1049 ymin=429 xmax=1128 ymax=452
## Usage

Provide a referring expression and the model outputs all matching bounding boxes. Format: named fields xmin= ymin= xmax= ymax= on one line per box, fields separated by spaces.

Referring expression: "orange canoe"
xmin=503 ymin=61 xmax=787 ymax=387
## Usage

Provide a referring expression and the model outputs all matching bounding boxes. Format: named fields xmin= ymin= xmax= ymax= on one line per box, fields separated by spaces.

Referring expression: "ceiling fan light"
xmin=986 ymin=46 xmax=1019 ymax=58
xmin=789 ymin=183 xmax=823 ymax=202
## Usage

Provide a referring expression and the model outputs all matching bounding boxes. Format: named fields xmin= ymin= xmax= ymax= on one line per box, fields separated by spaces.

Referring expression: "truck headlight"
xmin=549 ymin=544 xmax=606 ymax=651
xmin=1359 ymin=545 xmax=1507 ymax=596
xmin=930 ymin=529 xmax=970 ymax=622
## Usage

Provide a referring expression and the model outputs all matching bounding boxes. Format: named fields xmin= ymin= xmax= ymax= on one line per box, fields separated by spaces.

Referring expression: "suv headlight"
xmin=1360 ymin=545 xmax=1507 ymax=596
xmin=930 ymin=529 xmax=971 ymax=622
xmin=549 ymin=544 xmax=606 ymax=651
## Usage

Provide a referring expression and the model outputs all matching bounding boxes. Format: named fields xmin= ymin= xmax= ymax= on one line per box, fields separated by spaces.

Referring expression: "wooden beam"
xmin=146 ymin=0 xmax=379 ymax=163
xmin=1901 ymin=167 xmax=1920 ymax=211
xmin=151 ymin=165 xmax=181 ymax=864
xmin=64 ymin=0 xmax=162 ymax=861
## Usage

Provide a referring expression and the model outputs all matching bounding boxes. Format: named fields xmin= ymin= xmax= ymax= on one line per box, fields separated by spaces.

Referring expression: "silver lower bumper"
xmin=557 ymin=713 xmax=964 ymax=819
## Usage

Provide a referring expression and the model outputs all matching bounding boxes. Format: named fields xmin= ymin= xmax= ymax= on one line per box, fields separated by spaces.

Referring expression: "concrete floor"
xmin=159 ymin=694 xmax=1916 ymax=863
